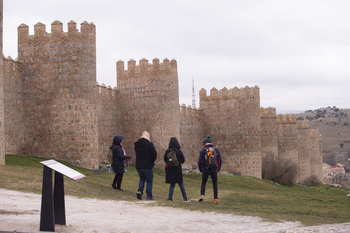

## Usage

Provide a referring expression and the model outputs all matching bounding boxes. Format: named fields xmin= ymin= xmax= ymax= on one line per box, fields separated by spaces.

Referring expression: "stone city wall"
xmin=0 ymin=0 xmax=4 ymax=165
xmin=179 ymin=104 xmax=203 ymax=167
xmin=0 ymin=15 xmax=323 ymax=179
xmin=96 ymin=84 xmax=120 ymax=163
xmin=3 ymin=57 xmax=24 ymax=155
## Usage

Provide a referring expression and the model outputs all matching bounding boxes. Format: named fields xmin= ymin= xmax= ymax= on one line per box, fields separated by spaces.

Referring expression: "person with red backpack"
xmin=198 ymin=136 xmax=222 ymax=203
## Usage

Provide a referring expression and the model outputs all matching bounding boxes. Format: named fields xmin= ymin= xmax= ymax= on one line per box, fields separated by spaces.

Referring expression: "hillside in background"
xmin=296 ymin=107 xmax=350 ymax=153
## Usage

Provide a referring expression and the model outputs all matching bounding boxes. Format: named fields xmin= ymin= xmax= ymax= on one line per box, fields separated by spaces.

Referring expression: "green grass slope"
xmin=1 ymin=154 xmax=350 ymax=226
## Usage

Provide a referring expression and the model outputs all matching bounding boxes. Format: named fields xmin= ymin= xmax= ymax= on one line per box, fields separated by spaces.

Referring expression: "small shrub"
xmin=262 ymin=153 xmax=298 ymax=186
xmin=302 ymin=175 xmax=322 ymax=186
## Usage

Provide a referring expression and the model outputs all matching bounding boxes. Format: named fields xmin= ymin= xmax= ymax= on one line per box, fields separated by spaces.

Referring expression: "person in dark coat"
xmin=111 ymin=135 xmax=131 ymax=191
xmin=198 ymin=136 xmax=222 ymax=203
xmin=164 ymin=137 xmax=190 ymax=202
xmin=134 ymin=131 xmax=157 ymax=200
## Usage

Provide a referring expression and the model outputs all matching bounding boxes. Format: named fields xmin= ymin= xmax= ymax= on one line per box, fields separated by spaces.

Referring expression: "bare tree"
xmin=262 ymin=153 xmax=298 ymax=186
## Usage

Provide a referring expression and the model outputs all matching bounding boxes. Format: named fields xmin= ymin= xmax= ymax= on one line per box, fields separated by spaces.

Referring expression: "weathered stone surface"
xmin=0 ymin=0 xmax=4 ymax=166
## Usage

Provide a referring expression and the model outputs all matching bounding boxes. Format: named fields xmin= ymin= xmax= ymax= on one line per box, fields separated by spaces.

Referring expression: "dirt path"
xmin=0 ymin=189 xmax=349 ymax=233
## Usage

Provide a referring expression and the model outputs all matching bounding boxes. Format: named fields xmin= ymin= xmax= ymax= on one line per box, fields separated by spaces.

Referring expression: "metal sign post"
xmin=40 ymin=165 xmax=55 ymax=232
xmin=39 ymin=160 xmax=86 ymax=232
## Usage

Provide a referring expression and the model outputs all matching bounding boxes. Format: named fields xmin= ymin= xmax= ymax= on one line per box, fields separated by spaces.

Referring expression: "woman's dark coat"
xmin=111 ymin=136 xmax=128 ymax=174
xmin=164 ymin=137 xmax=185 ymax=184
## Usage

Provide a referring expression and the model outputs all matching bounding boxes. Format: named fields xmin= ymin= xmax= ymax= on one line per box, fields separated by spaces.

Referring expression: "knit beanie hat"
xmin=141 ymin=131 xmax=151 ymax=141
xmin=202 ymin=136 xmax=212 ymax=145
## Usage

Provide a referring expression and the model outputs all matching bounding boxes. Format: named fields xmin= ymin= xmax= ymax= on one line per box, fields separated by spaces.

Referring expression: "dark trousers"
xmin=137 ymin=169 xmax=153 ymax=199
xmin=169 ymin=182 xmax=187 ymax=199
xmin=113 ymin=173 xmax=124 ymax=189
xmin=200 ymin=172 xmax=218 ymax=199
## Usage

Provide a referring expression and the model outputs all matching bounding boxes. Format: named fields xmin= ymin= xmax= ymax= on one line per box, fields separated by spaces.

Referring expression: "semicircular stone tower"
xmin=17 ymin=20 xmax=99 ymax=169
xmin=199 ymin=86 xmax=262 ymax=178
xmin=117 ymin=58 xmax=180 ymax=166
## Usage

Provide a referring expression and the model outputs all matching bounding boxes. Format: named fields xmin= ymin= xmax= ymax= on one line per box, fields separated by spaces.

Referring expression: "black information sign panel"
xmin=39 ymin=160 xmax=86 ymax=232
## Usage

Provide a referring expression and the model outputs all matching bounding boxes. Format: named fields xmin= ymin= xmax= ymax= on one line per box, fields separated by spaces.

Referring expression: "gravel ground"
xmin=0 ymin=189 xmax=349 ymax=233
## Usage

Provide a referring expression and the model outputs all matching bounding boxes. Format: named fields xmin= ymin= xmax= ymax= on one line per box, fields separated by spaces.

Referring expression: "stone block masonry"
xmin=199 ymin=86 xmax=262 ymax=178
xmin=277 ymin=114 xmax=299 ymax=165
xmin=260 ymin=107 xmax=278 ymax=160
xmin=0 ymin=0 xmax=4 ymax=165
xmin=3 ymin=57 xmax=24 ymax=155
xmin=309 ymin=129 xmax=323 ymax=181
xmin=97 ymin=84 xmax=120 ymax=163
xmin=297 ymin=120 xmax=311 ymax=182
xmin=0 ymin=7 xmax=323 ymax=178
xmin=180 ymin=104 xmax=203 ymax=167
xmin=116 ymin=58 xmax=180 ymax=166
xmin=15 ymin=20 xmax=99 ymax=169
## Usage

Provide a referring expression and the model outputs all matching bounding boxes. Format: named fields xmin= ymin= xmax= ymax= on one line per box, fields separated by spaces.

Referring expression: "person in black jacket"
xmin=134 ymin=131 xmax=157 ymax=200
xmin=111 ymin=135 xmax=131 ymax=191
xmin=164 ymin=137 xmax=190 ymax=202
xmin=198 ymin=136 xmax=222 ymax=203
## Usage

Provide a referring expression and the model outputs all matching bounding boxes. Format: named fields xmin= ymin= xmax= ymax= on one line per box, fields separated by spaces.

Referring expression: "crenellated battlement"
xmin=117 ymin=58 xmax=177 ymax=78
xmin=199 ymin=85 xmax=259 ymax=101
xmin=3 ymin=57 xmax=20 ymax=79
xmin=18 ymin=20 xmax=96 ymax=43
xmin=4 ymin=56 xmax=20 ymax=66
xmin=180 ymin=103 xmax=200 ymax=116
xmin=276 ymin=114 xmax=297 ymax=124
xmin=97 ymin=83 xmax=118 ymax=97
xmin=260 ymin=107 xmax=276 ymax=119
xmin=297 ymin=120 xmax=310 ymax=129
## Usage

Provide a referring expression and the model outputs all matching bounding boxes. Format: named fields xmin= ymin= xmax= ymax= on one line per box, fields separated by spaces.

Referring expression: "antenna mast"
xmin=192 ymin=76 xmax=196 ymax=108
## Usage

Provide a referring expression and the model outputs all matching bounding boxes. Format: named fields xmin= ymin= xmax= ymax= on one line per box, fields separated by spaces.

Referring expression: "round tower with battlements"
xmin=297 ymin=120 xmax=311 ymax=182
xmin=260 ymin=107 xmax=278 ymax=160
xmin=276 ymin=114 xmax=299 ymax=165
xmin=309 ymin=129 xmax=323 ymax=181
xmin=116 ymin=58 xmax=180 ymax=166
xmin=199 ymin=86 xmax=262 ymax=178
xmin=17 ymin=20 xmax=99 ymax=169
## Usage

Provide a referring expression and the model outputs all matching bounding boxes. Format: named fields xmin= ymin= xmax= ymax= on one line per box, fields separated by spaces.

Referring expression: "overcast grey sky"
xmin=3 ymin=0 xmax=350 ymax=113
